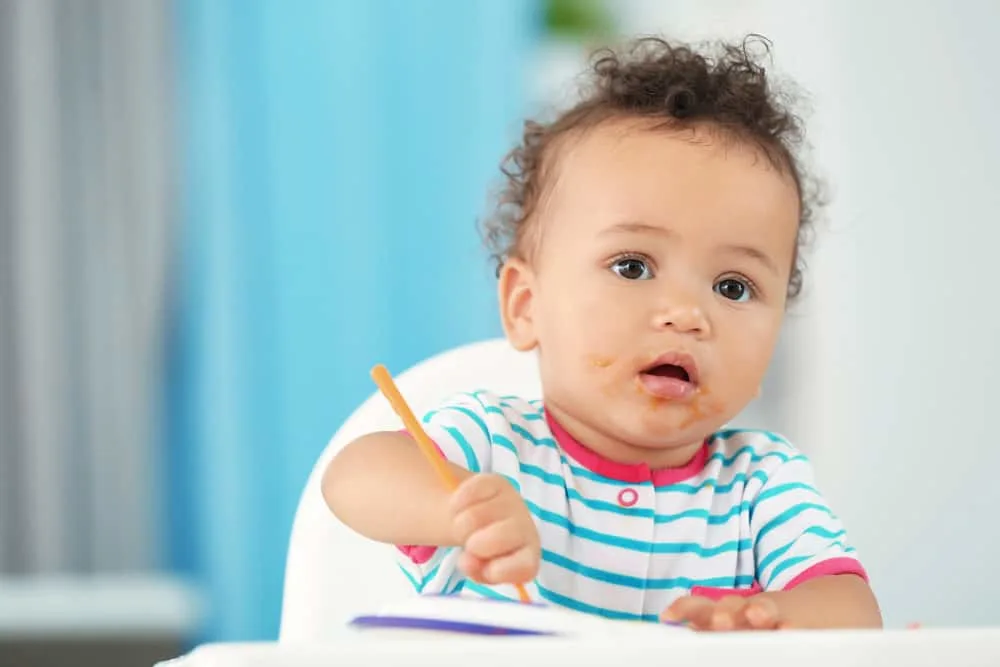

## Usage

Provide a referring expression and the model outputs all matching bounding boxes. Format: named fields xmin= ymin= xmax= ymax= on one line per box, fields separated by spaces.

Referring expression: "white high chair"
xmin=278 ymin=338 xmax=541 ymax=642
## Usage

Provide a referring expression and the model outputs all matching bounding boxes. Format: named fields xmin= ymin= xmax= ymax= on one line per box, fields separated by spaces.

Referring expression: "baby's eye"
xmin=611 ymin=257 xmax=653 ymax=280
xmin=714 ymin=277 xmax=752 ymax=302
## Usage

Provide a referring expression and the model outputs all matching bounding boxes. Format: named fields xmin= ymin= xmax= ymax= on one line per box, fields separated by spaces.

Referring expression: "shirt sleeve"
xmin=394 ymin=392 xmax=495 ymax=595
xmin=750 ymin=452 xmax=868 ymax=591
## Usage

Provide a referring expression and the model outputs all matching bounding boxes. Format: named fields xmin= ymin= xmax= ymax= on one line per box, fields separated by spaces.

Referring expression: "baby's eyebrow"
xmin=600 ymin=221 xmax=673 ymax=237
xmin=721 ymin=244 xmax=778 ymax=274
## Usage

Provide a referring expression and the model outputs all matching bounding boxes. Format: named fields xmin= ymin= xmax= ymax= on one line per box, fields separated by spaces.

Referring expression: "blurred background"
xmin=1 ymin=0 xmax=998 ymax=664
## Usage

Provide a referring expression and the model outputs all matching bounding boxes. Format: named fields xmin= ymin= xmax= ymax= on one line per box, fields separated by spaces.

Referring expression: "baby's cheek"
xmin=720 ymin=349 xmax=773 ymax=408
xmin=727 ymin=317 xmax=780 ymax=369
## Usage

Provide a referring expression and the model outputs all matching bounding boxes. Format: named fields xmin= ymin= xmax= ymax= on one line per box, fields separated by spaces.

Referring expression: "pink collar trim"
xmin=545 ymin=411 xmax=708 ymax=487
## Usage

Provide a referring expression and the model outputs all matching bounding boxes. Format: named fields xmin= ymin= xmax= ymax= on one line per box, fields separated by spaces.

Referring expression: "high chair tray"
xmin=159 ymin=627 xmax=1000 ymax=667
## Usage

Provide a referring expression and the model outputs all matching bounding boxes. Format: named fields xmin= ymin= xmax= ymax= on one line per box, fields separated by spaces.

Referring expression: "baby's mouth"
xmin=644 ymin=363 xmax=690 ymax=382
xmin=637 ymin=354 xmax=699 ymax=400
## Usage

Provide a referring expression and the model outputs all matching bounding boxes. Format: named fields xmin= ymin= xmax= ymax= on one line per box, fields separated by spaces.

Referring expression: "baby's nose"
xmin=651 ymin=304 xmax=710 ymax=336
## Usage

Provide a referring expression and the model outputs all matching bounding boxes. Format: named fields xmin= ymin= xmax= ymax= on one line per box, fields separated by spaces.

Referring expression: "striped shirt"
xmin=395 ymin=390 xmax=867 ymax=621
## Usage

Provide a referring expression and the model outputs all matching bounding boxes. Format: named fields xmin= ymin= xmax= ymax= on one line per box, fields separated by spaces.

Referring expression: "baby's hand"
xmin=449 ymin=473 xmax=540 ymax=585
xmin=662 ymin=594 xmax=785 ymax=631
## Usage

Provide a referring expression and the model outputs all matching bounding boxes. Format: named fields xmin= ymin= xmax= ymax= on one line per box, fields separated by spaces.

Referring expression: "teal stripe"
xmin=660 ymin=470 xmax=771 ymax=494
xmin=517 ymin=461 xmax=577 ymax=490
xmin=562 ymin=481 xmax=656 ymax=518
xmin=483 ymin=403 xmax=544 ymax=420
xmin=462 ymin=580 xmax=515 ymax=601
xmin=710 ymin=446 xmax=803 ymax=468
xmin=765 ymin=554 xmax=810 ymax=586
xmin=500 ymin=473 xmax=522 ymax=493
xmin=765 ymin=546 xmax=858 ymax=588
xmin=441 ymin=425 xmax=480 ymax=472
xmin=442 ymin=568 xmax=468 ymax=596
xmin=447 ymin=405 xmax=492 ymax=446
xmin=525 ymin=499 xmax=749 ymax=555
xmin=543 ymin=550 xmax=754 ymax=590
xmin=397 ymin=564 xmax=419 ymax=590
xmin=756 ymin=482 xmax=820 ymax=504
xmin=467 ymin=390 xmax=543 ymax=420
xmin=757 ymin=542 xmax=795 ymax=576
xmin=475 ymin=391 xmax=537 ymax=404
xmin=756 ymin=526 xmax=847 ymax=573
xmin=510 ymin=423 xmax=558 ymax=449
xmin=655 ymin=502 xmax=748 ymax=525
xmin=491 ymin=433 xmax=520 ymax=457
xmin=424 ymin=403 xmax=491 ymax=471
xmin=417 ymin=562 xmax=443 ymax=593
xmin=506 ymin=404 xmax=544 ymax=419
xmin=755 ymin=503 xmax=837 ymax=543
xmin=535 ymin=583 xmax=658 ymax=622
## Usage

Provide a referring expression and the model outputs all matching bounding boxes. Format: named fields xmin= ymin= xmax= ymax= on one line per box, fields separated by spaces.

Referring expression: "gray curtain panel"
xmin=0 ymin=0 xmax=173 ymax=574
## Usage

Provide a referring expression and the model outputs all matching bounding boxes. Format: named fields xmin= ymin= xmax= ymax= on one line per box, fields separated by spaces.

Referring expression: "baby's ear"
xmin=497 ymin=258 xmax=538 ymax=352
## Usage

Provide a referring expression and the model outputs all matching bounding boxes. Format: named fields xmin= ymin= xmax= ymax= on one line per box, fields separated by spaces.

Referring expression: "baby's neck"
xmin=542 ymin=400 xmax=705 ymax=470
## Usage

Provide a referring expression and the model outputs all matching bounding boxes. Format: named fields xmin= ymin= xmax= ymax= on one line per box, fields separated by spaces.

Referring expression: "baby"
xmin=324 ymin=36 xmax=882 ymax=631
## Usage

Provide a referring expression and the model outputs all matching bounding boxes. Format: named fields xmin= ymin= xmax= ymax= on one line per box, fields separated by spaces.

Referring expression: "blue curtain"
xmin=166 ymin=0 xmax=540 ymax=642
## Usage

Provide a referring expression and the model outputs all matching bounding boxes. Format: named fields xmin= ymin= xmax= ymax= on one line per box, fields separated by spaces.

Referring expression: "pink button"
xmin=617 ymin=488 xmax=639 ymax=507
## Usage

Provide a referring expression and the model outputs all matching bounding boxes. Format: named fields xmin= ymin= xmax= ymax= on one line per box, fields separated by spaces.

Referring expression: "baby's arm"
xmin=753 ymin=571 xmax=881 ymax=629
xmin=746 ymin=453 xmax=882 ymax=629
xmin=322 ymin=431 xmax=472 ymax=547
xmin=321 ymin=392 xmax=540 ymax=594
xmin=665 ymin=447 xmax=882 ymax=630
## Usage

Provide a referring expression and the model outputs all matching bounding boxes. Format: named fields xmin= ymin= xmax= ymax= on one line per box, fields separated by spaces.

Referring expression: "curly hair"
xmin=481 ymin=35 xmax=820 ymax=300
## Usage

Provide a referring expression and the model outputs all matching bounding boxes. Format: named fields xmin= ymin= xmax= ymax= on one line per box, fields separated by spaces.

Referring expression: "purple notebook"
xmin=349 ymin=595 xmax=687 ymax=637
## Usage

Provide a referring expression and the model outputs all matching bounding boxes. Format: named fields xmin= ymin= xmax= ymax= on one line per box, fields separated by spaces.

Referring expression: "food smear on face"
xmin=586 ymin=354 xmax=615 ymax=369
xmin=636 ymin=380 xmax=724 ymax=429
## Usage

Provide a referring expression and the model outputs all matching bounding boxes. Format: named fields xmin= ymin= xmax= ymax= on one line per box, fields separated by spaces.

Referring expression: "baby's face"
xmin=499 ymin=119 xmax=801 ymax=467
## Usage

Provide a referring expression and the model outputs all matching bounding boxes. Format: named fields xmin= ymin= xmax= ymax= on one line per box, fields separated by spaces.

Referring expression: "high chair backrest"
xmin=278 ymin=338 xmax=541 ymax=642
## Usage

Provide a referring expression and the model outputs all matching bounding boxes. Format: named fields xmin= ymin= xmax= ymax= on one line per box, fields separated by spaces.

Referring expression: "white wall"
xmin=606 ymin=0 xmax=1000 ymax=628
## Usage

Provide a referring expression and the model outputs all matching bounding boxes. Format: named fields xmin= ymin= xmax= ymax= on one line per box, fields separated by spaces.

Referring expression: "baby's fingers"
xmin=458 ymin=538 xmax=538 ymax=585
xmin=744 ymin=596 xmax=781 ymax=630
xmin=464 ymin=518 xmax=530 ymax=560
xmin=708 ymin=596 xmax=754 ymax=631
xmin=662 ymin=596 xmax=715 ymax=630
xmin=450 ymin=474 xmax=509 ymax=513
xmin=479 ymin=546 xmax=537 ymax=585
xmin=458 ymin=552 xmax=487 ymax=583
xmin=664 ymin=595 xmax=775 ymax=632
